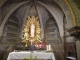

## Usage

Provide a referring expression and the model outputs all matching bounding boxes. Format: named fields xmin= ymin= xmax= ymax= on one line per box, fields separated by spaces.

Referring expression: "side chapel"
xmin=0 ymin=0 xmax=80 ymax=60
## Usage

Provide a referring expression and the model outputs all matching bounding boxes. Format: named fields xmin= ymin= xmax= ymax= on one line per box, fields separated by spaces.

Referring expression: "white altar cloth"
xmin=7 ymin=51 xmax=55 ymax=60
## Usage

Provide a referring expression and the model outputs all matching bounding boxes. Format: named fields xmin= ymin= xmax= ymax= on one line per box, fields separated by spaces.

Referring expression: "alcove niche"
xmin=44 ymin=16 xmax=64 ymax=60
xmin=0 ymin=15 xmax=20 ymax=51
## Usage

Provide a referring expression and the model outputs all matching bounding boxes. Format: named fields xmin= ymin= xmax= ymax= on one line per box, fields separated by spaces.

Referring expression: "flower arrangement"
xmin=24 ymin=54 xmax=37 ymax=60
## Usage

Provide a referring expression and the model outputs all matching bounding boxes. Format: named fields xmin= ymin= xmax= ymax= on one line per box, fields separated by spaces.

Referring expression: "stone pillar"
xmin=68 ymin=26 xmax=80 ymax=60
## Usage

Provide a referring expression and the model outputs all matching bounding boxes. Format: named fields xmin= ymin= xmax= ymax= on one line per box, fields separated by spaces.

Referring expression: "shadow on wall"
xmin=0 ymin=51 xmax=10 ymax=60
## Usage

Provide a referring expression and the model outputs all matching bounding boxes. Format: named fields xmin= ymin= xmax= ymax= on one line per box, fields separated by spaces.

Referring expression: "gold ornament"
xmin=22 ymin=16 xmax=42 ymax=47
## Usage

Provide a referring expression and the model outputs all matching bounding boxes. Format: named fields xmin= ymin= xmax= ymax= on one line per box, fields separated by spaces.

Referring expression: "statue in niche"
xmin=22 ymin=16 xmax=42 ymax=48
xmin=30 ymin=24 xmax=35 ymax=37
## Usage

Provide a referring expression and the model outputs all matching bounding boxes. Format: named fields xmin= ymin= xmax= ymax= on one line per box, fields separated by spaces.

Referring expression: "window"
xmin=45 ymin=18 xmax=60 ymax=44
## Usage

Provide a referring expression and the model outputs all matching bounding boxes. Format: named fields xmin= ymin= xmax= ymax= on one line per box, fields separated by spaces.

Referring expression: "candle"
xmin=48 ymin=45 xmax=51 ymax=51
xmin=46 ymin=44 xmax=52 ymax=51
xmin=46 ymin=45 xmax=49 ymax=51
xmin=38 ymin=43 xmax=45 ymax=49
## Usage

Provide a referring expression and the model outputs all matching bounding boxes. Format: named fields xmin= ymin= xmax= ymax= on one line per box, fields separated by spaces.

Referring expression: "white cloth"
xmin=66 ymin=57 xmax=76 ymax=60
xmin=7 ymin=51 xmax=55 ymax=60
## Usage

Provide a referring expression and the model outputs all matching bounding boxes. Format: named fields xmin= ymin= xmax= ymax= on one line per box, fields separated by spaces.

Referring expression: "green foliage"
xmin=33 ymin=56 xmax=37 ymax=60
xmin=24 ymin=54 xmax=37 ymax=60
xmin=24 ymin=58 xmax=29 ymax=60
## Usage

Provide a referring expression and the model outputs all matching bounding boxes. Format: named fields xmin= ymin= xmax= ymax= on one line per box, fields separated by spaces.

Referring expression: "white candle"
xmin=49 ymin=45 xmax=51 ymax=51
xmin=46 ymin=45 xmax=49 ymax=51
xmin=46 ymin=45 xmax=52 ymax=51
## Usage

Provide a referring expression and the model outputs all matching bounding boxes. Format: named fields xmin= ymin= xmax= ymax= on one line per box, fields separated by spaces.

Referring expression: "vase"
xmin=29 ymin=45 xmax=34 ymax=51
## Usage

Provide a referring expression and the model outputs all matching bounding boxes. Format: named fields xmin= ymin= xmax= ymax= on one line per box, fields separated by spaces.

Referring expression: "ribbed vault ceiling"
xmin=1 ymin=0 xmax=64 ymax=39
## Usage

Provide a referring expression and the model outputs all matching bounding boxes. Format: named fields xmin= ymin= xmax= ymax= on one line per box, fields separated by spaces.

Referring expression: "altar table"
xmin=7 ymin=51 xmax=55 ymax=60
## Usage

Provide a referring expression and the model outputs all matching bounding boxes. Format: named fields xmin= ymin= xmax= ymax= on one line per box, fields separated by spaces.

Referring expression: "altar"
xmin=7 ymin=51 xmax=55 ymax=60
xmin=7 ymin=16 xmax=56 ymax=60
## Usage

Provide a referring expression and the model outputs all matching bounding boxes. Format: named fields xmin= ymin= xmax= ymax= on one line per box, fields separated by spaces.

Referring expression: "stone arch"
xmin=37 ymin=1 xmax=64 ymax=38
xmin=0 ymin=1 xmax=27 ymax=36
xmin=0 ymin=0 xmax=76 ymax=38
xmin=54 ymin=0 xmax=76 ymax=28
